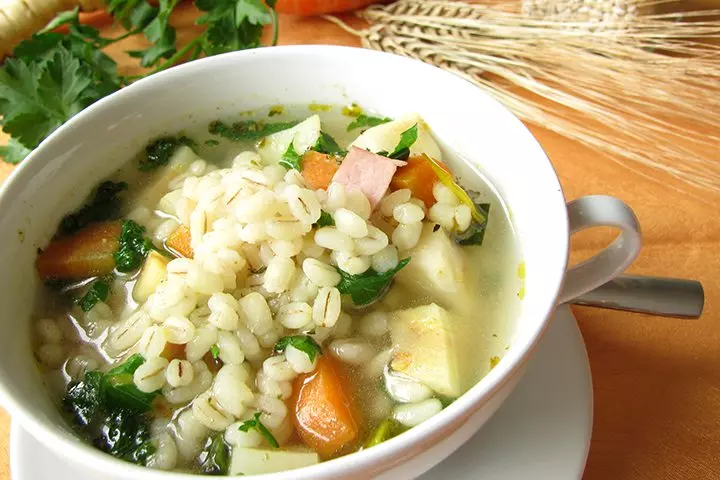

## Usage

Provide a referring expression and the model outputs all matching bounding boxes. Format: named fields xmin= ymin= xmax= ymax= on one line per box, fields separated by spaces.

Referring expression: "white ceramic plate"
xmin=10 ymin=305 xmax=592 ymax=480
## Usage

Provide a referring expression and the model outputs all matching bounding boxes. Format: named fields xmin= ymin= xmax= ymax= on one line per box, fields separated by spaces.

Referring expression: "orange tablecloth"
xmin=0 ymin=7 xmax=718 ymax=480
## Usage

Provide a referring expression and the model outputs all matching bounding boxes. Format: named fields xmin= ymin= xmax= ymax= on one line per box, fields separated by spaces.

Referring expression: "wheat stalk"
xmin=327 ymin=0 xmax=720 ymax=196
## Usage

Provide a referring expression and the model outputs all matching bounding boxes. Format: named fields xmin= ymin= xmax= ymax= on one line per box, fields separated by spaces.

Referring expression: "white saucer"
xmin=11 ymin=306 xmax=592 ymax=479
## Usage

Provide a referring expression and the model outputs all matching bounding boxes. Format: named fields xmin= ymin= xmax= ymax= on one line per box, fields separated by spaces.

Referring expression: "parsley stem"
xmin=151 ymin=36 xmax=203 ymax=74
xmin=270 ymin=9 xmax=279 ymax=47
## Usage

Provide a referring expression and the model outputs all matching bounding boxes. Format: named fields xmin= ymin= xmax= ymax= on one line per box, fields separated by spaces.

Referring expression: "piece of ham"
xmin=331 ymin=147 xmax=407 ymax=210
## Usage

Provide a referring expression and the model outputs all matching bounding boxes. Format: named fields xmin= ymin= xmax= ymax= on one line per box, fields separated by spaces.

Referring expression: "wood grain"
xmin=1 ymin=6 xmax=718 ymax=479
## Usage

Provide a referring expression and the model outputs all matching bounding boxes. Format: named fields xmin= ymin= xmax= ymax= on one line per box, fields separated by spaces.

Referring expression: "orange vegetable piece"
xmin=36 ymin=221 xmax=121 ymax=280
xmin=291 ymin=355 xmax=360 ymax=458
xmin=301 ymin=151 xmax=339 ymax=190
xmin=275 ymin=0 xmax=382 ymax=16
xmin=390 ymin=155 xmax=451 ymax=208
xmin=165 ymin=225 xmax=193 ymax=258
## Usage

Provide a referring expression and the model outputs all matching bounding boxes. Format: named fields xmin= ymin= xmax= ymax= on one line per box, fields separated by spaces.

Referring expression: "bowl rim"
xmin=0 ymin=44 xmax=569 ymax=479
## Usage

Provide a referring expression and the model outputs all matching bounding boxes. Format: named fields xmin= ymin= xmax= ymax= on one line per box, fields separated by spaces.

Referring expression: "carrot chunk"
xmin=301 ymin=151 xmax=339 ymax=190
xmin=36 ymin=221 xmax=121 ymax=280
xmin=165 ymin=225 xmax=193 ymax=258
xmin=390 ymin=155 xmax=450 ymax=208
xmin=291 ymin=355 xmax=360 ymax=458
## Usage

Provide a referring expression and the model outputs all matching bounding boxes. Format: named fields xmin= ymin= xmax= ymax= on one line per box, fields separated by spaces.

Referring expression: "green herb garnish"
xmin=208 ymin=120 xmax=298 ymax=142
xmin=347 ymin=114 xmax=392 ymax=132
xmin=139 ymin=135 xmax=194 ymax=172
xmin=114 ymin=220 xmax=154 ymax=272
xmin=59 ymin=181 xmax=128 ymax=234
xmin=336 ymin=258 xmax=410 ymax=306
xmin=316 ymin=210 xmax=335 ymax=227
xmin=364 ymin=418 xmax=405 ymax=448
xmin=210 ymin=344 xmax=221 ymax=359
xmin=78 ymin=280 xmax=109 ymax=312
xmin=279 ymin=142 xmax=303 ymax=171
xmin=239 ymin=412 xmax=279 ymax=448
xmin=313 ymin=131 xmax=346 ymax=156
xmin=387 ymin=124 xmax=418 ymax=160
xmin=274 ymin=335 xmax=322 ymax=362
xmin=199 ymin=433 xmax=230 ymax=475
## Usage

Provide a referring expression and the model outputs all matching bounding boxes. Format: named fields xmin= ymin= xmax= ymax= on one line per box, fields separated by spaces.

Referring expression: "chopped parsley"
xmin=199 ymin=433 xmax=230 ymax=475
xmin=238 ymin=412 xmax=279 ymax=448
xmin=387 ymin=124 xmax=418 ymax=160
xmin=208 ymin=120 xmax=298 ymax=142
xmin=336 ymin=258 xmax=411 ymax=306
xmin=59 ymin=181 xmax=127 ymax=235
xmin=78 ymin=280 xmax=110 ymax=312
xmin=347 ymin=114 xmax=392 ymax=132
xmin=316 ymin=210 xmax=335 ymax=227
xmin=210 ymin=344 xmax=221 ymax=359
xmin=274 ymin=335 xmax=322 ymax=362
xmin=139 ymin=135 xmax=194 ymax=172
xmin=313 ymin=131 xmax=346 ymax=156
xmin=114 ymin=220 xmax=154 ymax=272
xmin=279 ymin=142 xmax=302 ymax=171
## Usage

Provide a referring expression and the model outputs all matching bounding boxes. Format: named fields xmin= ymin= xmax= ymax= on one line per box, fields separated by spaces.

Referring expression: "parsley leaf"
xmin=196 ymin=0 xmax=277 ymax=56
xmin=0 ymin=138 xmax=33 ymax=164
xmin=114 ymin=220 xmax=154 ymax=272
xmin=199 ymin=433 xmax=230 ymax=475
xmin=336 ymin=258 xmax=411 ymax=306
xmin=274 ymin=335 xmax=322 ymax=362
xmin=60 ymin=181 xmax=128 ymax=234
xmin=347 ymin=114 xmax=392 ymax=132
xmin=238 ymin=412 xmax=279 ymax=448
xmin=316 ymin=210 xmax=334 ymax=227
xmin=387 ymin=124 xmax=418 ymax=160
xmin=78 ymin=280 xmax=110 ymax=312
xmin=210 ymin=344 xmax=221 ymax=359
xmin=454 ymin=203 xmax=491 ymax=246
xmin=208 ymin=119 xmax=298 ymax=142
xmin=313 ymin=131 xmax=346 ymax=156
xmin=279 ymin=142 xmax=303 ymax=170
xmin=139 ymin=135 xmax=194 ymax=171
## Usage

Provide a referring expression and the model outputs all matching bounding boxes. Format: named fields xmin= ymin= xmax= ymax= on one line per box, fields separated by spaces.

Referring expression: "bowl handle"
xmin=557 ymin=195 xmax=642 ymax=304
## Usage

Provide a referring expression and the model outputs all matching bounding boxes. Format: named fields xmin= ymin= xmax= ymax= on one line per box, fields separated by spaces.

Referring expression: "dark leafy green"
xmin=313 ymin=131 xmax=346 ymax=156
xmin=59 ymin=181 xmax=128 ymax=234
xmin=199 ymin=433 xmax=230 ymax=475
xmin=238 ymin=412 xmax=279 ymax=448
xmin=139 ymin=135 xmax=194 ymax=171
xmin=0 ymin=138 xmax=32 ymax=164
xmin=336 ymin=258 xmax=411 ymax=306
xmin=387 ymin=124 xmax=418 ymax=160
xmin=210 ymin=344 xmax=221 ymax=359
xmin=279 ymin=142 xmax=302 ymax=171
xmin=208 ymin=119 xmax=298 ymax=142
xmin=113 ymin=220 xmax=154 ymax=272
xmin=95 ymin=407 xmax=155 ymax=464
xmin=196 ymin=0 xmax=278 ymax=56
xmin=64 ymin=370 xmax=104 ymax=426
xmin=364 ymin=418 xmax=405 ymax=448
xmin=78 ymin=280 xmax=110 ymax=312
xmin=347 ymin=114 xmax=392 ymax=132
xmin=454 ymin=203 xmax=490 ymax=246
xmin=316 ymin=210 xmax=334 ymax=227
xmin=274 ymin=335 xmax=322 ymax=362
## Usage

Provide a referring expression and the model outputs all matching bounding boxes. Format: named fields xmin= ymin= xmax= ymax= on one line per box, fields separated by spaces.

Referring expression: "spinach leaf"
xmin=139 ymin=135 xmax=194 ymax=172
xmin=106 ymin=353 xmax=145 ymax=376
xmin=387 ymin=124 xmax=418 ymax=160
xmin=364 ymin=418 xmax=405 ymax=448
xmin=96 ymin=407 xmax=155 ymax=465
xmin=208 ymin=119 xmax=298 ymax=142
xmin=279 ymin=142 xmax=302 ymax=171
xmin=78 ymin=280 xmax=110 ymax=312
xmin=198 ymin=433 xmax=230 ymax=475
xmin=347 ymin=114 xmax=391 ymax=132
xmin=316 ymin=210 xmax=334 ymax=227
xmin=238 ymin=412 xmax=279 ymax=448
xmin=274 ymin=335 xmax=322 ymax=362
xmin=336 ymin=258 xmax=411 ymax=306
xmin=114 ymin=220 xmax=154 ymax=272
xmin=103 ymin=354 xmax=158 ymax=412
xmin=313 ymin=131 xmax=346 ymax=156
xmin=64 ymin=370 xmax=104 ymax=426
xmin=59 ymin=181 xmax=128 ymax=234
xmin=454 ymin=203 xmax=490 ymax=246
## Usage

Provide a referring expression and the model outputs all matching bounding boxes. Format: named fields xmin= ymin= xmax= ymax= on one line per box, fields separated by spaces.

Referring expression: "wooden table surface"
xmin=1 ymin=6 xmax=719 ymax=479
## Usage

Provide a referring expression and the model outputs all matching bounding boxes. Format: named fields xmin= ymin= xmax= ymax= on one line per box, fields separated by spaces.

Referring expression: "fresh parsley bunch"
xmin=0 ymin=0 xmax=279 ymax=165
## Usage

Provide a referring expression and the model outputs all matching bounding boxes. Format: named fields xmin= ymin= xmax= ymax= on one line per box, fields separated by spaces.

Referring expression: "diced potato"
xmin=229 ymin=447 xmax=319 ymax=475
xmin=350 ymin=113 xmax=443 ymax=161
xmin=131 ymin=146 xmax=199 ymax=210
xmin=394 ymin=223 xmax=468 ymax=308
xmin=132 ymin=251 xmax=169 ymax=303
xmin=389 ymin=303 xmax=464 ymax=397
xmin=258 ymin=115 xmax=321 ymax=164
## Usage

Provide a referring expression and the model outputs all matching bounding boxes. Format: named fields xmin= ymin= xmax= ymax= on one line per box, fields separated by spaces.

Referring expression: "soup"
xmin=31 ymin=105 xmax=521 ymax=475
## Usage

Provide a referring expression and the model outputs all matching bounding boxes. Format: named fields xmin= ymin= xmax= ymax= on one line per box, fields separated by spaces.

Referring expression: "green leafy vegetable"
xmin=139 ymin=135 xmax=194 ymax=171
xmin=387 ymin=124 xmax=418 ymax=160
xmin=97 ymin=407 xmax=156 ymax=464
xmin=103 ymin=354 xmax=158 ymax=412
xmin=59 ymin=181 xmax=128 ymax=234
xmin=238 ymin=412 xmax=279 ymax=448
xmin=316 ymin=210 xmax=334 ymax=227
xmin=210 ymin=344 xmax=221 ymax=359
xmin=208 ymin=119 xmax=298 ymax=142
xmin=454 ymin=203 xmax=490 ymax=246
xmin=274 ymin=335 xmax=322 ymax=362
xmin=364 ymin=418 xmax=405 ymax=448
xmin=78 ymin=280 xmax=109 ymax=312
xmin=279 ymin=142 xmax=302 ymax=171
xmin=313 ymin=131 xmax=346 ymax=156
xmin=336 ymin=258 xmax=411 ymax=306
xmin=64 ymin=370 xmax=104 ymax=426
xmin=199 ymin=433 xmax=230 ymax=475
xmin=123 ymin=0 xmax=180 ymax=68
xmin=114 ymin=220 xmax=154 ymax=272
xmin=0 ymin=139 xmax=33 ymax=164
xmin=347 ymin=114 xmax=392 ymax=132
